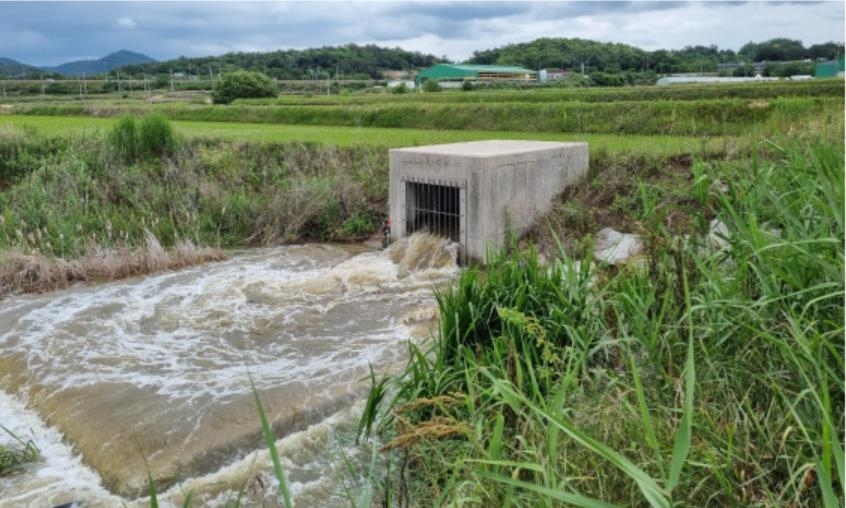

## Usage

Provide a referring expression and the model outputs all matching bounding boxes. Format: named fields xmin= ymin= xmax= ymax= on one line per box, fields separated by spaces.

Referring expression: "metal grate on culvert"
xmin=404 ymin=181 xmax=461 ymax=244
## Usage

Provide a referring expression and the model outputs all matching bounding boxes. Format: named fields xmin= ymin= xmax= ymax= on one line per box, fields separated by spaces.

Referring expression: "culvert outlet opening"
xmin=404 ymin=181 xmax=462 ymax=243
xmin=389 ymin=140 xmax=588 ymax=264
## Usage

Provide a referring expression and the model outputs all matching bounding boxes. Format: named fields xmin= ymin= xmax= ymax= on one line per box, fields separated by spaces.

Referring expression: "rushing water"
xmin=0 ymin=234 xmax=458 ymax=507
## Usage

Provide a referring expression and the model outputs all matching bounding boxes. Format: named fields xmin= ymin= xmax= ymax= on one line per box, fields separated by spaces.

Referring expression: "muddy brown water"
xmin=0 ymin=234 xmax=458 ymax=507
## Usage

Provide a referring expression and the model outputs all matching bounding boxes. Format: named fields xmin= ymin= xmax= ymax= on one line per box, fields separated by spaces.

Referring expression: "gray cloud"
xmin=0 ymin=1 xmax=842 ymax=66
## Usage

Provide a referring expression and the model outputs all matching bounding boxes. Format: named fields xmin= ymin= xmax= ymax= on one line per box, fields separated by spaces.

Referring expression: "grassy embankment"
xmin=0 ymin=120 xmax=391 ymax=295
xmin=9 ymin=96 xmax=843 ymax=137
xmin=0 ymin=81 xmax=841 ymax=295
xmin=362 ymin=138 xmax=845 ymax=507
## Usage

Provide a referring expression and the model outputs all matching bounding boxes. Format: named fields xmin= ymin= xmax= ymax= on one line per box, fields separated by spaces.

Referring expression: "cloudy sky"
xmin=1 ymin=1 xmax=844 ymax=66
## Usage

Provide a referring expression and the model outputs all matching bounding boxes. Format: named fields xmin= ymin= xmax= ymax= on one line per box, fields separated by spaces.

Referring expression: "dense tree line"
xmin=468 ymin=37 xmax=845 ymax=74
xmin=121 ymin=44 xmax=443 ymax=80
xmin=6 ymin=37 xmax=841 ymax=84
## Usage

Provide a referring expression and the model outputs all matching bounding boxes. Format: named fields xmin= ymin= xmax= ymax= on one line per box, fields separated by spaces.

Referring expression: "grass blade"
xmin=667 ymin=335 xmax=695 ymax=493
xmin=477 ymin=471 xmax=620 ymax=508
xmin=250 ymin=377 xmax=293 ymax=508
xmin=484 ymin=372 xmax=670 ymax=508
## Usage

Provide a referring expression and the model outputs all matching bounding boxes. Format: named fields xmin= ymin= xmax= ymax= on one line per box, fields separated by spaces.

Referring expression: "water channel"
xmin=0 ymin=234 xmax=458 ymax=507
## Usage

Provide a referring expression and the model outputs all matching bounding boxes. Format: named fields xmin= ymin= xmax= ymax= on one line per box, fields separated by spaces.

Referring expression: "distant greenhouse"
xmin=815 ymin=58 xmax=845 ymax=78
xmin=416 ymin=64 xmax=537 ymax=87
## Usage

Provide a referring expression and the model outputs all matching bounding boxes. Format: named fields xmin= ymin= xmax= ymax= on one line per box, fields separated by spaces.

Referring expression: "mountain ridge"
xmin=40 ymin=50 xmax=156 ymax=76
xmin=0 ymin=57 xmax=43 ymax=77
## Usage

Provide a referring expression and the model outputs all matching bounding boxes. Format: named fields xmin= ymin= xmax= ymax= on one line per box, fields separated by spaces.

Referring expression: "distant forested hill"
xmin=468 ymin=37 xmax=845 ymax=74
xmin=121 ymin=44 xmax=444 ymax=80
xmin=0 ymin=57 xmax=43 ymax=78
xmin=44 ymin=50 xmax=156 ymax=76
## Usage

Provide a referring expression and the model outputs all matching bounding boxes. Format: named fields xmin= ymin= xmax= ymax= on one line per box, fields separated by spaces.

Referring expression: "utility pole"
xmin=170 ymin=70 xmax=174 ymax=92
xmin=117 ymin=69 xmax=122 ymax=93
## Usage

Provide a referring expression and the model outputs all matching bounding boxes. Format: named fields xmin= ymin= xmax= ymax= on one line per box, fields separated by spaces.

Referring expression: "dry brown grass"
xmin=0 ymin=230 xmax=226 ymax=296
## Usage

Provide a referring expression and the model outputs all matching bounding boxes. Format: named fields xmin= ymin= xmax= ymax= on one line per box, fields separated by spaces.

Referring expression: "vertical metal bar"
xmin=424 ymin=182 xmax=428 ymax=233
xmin=452 ymin=186 xmax=457 ymax=241
xmin=438 ymin=184 xmax=442 ymax=238
xmin=429 ymin=182 xmax=433 ymax=234
xmin=425 ymin=182 xmax=428 ymax=233
xmin=435 ymin=184 xmax=438 ymax=237
xmin=450 ymin=186 xmax=456 ymax=241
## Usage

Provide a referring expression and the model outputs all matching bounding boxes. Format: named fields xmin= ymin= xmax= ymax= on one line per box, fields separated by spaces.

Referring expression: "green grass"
xmin=367 ymin=139 xmax=845 ymax=506
xmin=0 ymin=123 xmax=393 ymax=262
xmin=0 ymin=114 xmax=737 ymax=156
xmin=11 ymin=95 xmax=842 ymax=136
xmin=0 ymin=425 xmax=39 ymax=476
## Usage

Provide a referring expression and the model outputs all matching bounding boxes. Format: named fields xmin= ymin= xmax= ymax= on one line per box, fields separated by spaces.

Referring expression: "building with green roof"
xmin=815 ymin=58 xmax=844 ymax=78
xmin=416 ymin=64 xmax=537 ymax=87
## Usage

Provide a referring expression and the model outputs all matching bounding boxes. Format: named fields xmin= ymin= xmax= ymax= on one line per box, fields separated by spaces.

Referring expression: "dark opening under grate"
xmin=405 ymin=181 xmax=460 ymax=242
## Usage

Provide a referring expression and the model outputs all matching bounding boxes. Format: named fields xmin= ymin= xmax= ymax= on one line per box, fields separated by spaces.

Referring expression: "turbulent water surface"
xmin=0 ymin=235 xmax=458 ymax=507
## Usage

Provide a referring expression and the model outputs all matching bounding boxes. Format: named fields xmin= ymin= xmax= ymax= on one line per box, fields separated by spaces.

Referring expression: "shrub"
xmin=137 ymin=115 xmax=176 ymax=160
xmin=153 ymin=75 xmax=170 ymax=89
xmin=422 ymin=79 xmax=441 ymax=92
xmin=108 ymin=117 xmax=138 ymax=163
xmin=341 ymin=212 xmax=373 ymax=237
xmin=212 ymin=70 xmax=278 ymax=104
xmin=391 ymin=82 xmax=408 ymax=94
xmin=108 ymin=115 xmax=177 ymax=162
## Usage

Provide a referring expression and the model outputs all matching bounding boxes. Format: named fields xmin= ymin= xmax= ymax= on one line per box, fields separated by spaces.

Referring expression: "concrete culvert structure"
xmin=389 ymin=140 xmax=589 ymax=263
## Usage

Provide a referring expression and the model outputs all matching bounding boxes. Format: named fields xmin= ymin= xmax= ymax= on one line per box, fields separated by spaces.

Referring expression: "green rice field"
xmin=0 ymin=114 xmax=738 ymax=155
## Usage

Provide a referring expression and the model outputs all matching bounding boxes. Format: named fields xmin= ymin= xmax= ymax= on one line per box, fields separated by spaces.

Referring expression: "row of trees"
xmin=469 ymin=37 xmax=844 ymax=75
xmin=121 ymin=44 xmax=443 ymax=81
xmin=739 ymin=39 xmax=843 ymax=62
xmin=5 ymin=37 xmax=841 ymax=85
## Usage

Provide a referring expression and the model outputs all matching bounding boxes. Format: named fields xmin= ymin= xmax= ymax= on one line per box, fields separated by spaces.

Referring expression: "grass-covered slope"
xmin=365 ymin=140 xmax=845 ymax=507
xmin=0 ymin=121 xmax=388 ymax=294
xmin=13 ymin=96 xmax=843 ymax=136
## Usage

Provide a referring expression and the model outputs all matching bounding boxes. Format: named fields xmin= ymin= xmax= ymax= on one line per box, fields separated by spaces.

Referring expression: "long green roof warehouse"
xmin=416 ymin=64 xmax=537 ymax=87
xmin=815 ymin=58 xmax=845 ymax=78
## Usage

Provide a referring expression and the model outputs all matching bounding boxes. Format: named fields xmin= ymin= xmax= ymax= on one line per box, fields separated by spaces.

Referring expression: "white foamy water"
xmin=0 ymin=236 xmax=457 ymax=506
xmin=0 ymin=390 xmax=121 ymax=507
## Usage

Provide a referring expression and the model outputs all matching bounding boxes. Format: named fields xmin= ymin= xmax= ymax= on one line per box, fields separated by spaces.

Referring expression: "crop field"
xmin=8 ymin=96 xmax=842 ymax=136
xmin=0 ymin=114 xmax=739 ymax=156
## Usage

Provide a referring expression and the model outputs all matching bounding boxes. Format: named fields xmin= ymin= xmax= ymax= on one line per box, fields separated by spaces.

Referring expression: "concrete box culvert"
xmin=389 ymin=140 xmax=589 ymax=264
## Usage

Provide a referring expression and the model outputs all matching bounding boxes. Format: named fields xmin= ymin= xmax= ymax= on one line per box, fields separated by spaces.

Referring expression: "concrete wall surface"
xmin=389 ymin=140 xmax=588 ymax=262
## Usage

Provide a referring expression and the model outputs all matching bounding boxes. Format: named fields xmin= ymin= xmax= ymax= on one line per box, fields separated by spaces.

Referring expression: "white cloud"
xmin=115 ymin=16 xmax=135 ymax=30
xmin=2 ymin=2 xmax=844 ymax=65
